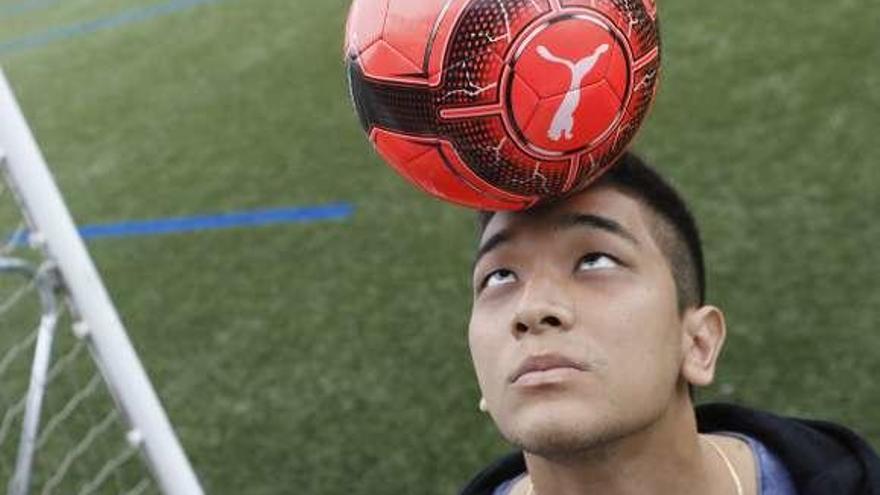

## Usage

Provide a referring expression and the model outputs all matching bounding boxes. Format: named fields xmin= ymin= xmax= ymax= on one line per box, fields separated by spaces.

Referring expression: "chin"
xmin=498 ymin=398 xmax=663 ymax=459
xmin=498 ymin=401 xmax=625 ymax=458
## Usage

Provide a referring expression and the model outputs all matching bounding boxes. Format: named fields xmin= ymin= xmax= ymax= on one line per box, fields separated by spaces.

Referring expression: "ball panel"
xmin=641 ymin=0 xmax=657 ymax=20
xmin=511 ymin=17 xmax=617 ymax=99
xmin=437 ymin=2 xmax=514 ymax=107
xmin=435 ymin=0 xmax=552 ymax=106
xmin=604 ymin=109 xmax=638 ymax=167
xmin=412 ymin=147 xmax=533 ymax=210
xmin=424 ymin=0 xmax=473 ymax=84
xmin=624 ymin=56 xmax=659 ymax=126
xmin=359 ymin=40 xmax=423 ymax=81
xmin=561 ymin=0 xmax=658 ymax=60
xmin=382 ymin=0 xmax=453 ymax=73
xmin=570 ymin=81 xmax=622 ymax=145
xmin=438 ymin=49 xmax=504 ymax=107
xmin=521 ymin=82 xmax=620 ymax=153
xmin=477 ymin=0 xmax=550 ymax=59
xmin=371 ymin=127 xmax=439 ymax=164
xmin=604 ymin=44 xmax=629 ymax=101
xmin=371 ymin=129 xmax=534 ymax=210
xmin=508 ymin=73 xmax=540 ymax=132
xmin=560 ymin=1 xmax=626 ymax=31
xmin=574 ymin=137 xmax=617 ymax=187
xmin=444 ymin=116 xmax=572 ymax=197
xmin=345 ymin=0 xmax=390 ymax=54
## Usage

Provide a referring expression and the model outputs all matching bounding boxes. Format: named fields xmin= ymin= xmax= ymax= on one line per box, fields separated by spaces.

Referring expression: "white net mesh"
xmin=0 ymin=177 xmax=159 ymax=495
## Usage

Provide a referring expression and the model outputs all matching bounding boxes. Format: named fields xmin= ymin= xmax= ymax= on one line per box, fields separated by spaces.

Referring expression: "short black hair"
xmin=477 ymin=152 xmax=706 ymax=312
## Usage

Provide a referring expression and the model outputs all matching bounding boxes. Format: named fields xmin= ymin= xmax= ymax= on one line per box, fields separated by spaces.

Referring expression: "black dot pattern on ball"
xmin=444 ymin=117 xmax=568 ymax=197
xmin=611 ymin=0 xmax=659 ymax=56
xmin=437 ymin=0 xmax=539 ymax=107
xmin=627 ymin=57 xmax=659 ymax=127
xmin=439 ymin=0 xmax=572 ymax=197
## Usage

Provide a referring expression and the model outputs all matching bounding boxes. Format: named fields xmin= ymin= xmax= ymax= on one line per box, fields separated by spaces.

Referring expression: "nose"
xmin=512 ymin=279 xmax=575 ymax=335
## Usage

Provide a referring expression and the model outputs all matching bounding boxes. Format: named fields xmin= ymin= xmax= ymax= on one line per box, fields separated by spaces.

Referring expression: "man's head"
xmin=477 ymin=153 xmax=706 ymax=313
xmin=468 ymin=153 xmax=726 ymax=458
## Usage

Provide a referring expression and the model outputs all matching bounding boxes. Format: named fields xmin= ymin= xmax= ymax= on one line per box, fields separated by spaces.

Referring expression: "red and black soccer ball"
xmin=345 ymin=0 xmax=660 ymax=211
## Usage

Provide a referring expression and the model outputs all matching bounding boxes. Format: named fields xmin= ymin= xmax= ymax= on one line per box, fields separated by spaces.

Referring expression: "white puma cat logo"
xmin=536 ymin=43 xmax=610 ymax=142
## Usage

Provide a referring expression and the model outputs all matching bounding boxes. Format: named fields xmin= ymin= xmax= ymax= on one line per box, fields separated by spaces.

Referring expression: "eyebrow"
xmin=473 ymin=213 xmax=639 ymax=270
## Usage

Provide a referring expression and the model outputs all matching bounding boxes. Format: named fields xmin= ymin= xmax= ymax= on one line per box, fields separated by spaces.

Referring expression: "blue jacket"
xmin=460 ymin=403 xmax=880 ymax=494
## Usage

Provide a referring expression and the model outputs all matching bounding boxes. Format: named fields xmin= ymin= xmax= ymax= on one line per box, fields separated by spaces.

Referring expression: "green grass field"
xmin=1 ymin=0 xmax=878 ymax=493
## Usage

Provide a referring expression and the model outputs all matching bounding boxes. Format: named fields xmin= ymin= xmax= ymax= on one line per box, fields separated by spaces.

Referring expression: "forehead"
xmin=480 ymin=186 xmax=657 ymax=247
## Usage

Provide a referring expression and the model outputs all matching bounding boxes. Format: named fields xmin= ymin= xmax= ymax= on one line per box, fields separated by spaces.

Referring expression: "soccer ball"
xmin=345 ymin=0 xmax=660 ymax=211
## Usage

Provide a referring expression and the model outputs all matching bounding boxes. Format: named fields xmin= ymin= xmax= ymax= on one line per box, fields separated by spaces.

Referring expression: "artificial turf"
xmin=1 ymin=0 xmax=878 ymax=492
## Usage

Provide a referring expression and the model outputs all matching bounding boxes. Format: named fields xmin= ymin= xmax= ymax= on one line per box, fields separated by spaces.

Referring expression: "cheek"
xmin=468 ymin=313 xmax=505 ymax=392
xmin=592 ymin=283 xmax=683 ymax=388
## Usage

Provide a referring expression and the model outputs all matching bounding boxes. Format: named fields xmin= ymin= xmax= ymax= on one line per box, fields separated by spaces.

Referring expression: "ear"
xmin=680 ymin=305 xmax=726 ymax=387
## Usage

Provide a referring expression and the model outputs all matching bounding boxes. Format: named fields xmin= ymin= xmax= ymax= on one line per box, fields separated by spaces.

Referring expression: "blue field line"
xmin=9 ymin=203 xmax=355 ymax=245
xmin=77 ymin=203 xmax=355 ymax=240
xmin=0 ymin=0 xmax=228 ymax=56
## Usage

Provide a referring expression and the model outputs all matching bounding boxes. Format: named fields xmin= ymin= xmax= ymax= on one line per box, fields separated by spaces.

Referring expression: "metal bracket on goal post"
xmin=0 ymin=68 xmax=204 ymax=494
xmin=2 ymin=256 xmax=62 ymax=495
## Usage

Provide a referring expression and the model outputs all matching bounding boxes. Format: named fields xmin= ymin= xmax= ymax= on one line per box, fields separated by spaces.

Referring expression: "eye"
xmin=482 ymin=268 xmax=517 ymax=289
xmin=577 ymin=253 xmax=618 ymax=271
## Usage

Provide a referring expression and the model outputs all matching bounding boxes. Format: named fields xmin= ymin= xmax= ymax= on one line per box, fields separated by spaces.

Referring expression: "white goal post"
xmin=0 ymin=67 xmax=204 ymax=495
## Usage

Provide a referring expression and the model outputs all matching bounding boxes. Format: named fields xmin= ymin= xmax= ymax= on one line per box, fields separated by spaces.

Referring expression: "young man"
xmin=461 ymin=153 xmax=880 ymax=495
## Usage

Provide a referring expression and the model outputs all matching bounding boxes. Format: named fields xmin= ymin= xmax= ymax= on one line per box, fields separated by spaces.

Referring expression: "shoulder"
xmin=697 ymin=402 xmax=880 ymax=495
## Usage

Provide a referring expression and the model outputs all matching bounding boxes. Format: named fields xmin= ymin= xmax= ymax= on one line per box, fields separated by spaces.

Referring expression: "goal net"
xmin=0 ymin=68 xmax=203 ymax=495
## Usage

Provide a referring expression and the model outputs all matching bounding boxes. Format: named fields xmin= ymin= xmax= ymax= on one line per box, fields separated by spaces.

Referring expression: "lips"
xmin=509 ymin=354 xmax=587 ymax=384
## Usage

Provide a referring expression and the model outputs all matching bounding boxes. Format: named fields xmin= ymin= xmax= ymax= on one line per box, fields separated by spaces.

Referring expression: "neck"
xmin=523 ymin=397 xmax=726 ymax=495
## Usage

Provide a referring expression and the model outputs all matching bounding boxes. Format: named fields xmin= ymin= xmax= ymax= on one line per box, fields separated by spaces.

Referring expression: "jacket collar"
xmin=459 ymin=403 xmax=880 ymax=495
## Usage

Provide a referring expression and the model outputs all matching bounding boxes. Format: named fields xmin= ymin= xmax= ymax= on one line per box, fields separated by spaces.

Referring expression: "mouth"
xmin=509 ymin=353 xmax=587 ymax=385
